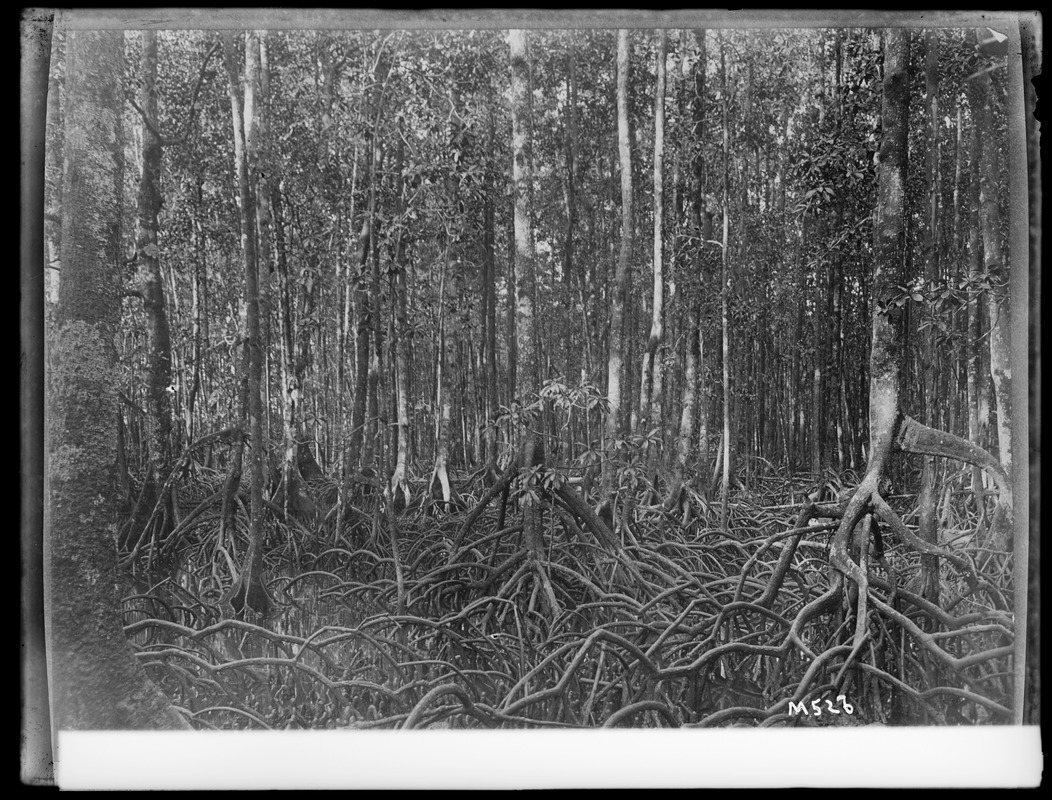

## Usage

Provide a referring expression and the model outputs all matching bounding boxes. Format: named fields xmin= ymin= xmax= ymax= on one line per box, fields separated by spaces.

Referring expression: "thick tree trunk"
xmin=799 ymin=34 xmax=1003 ymax=703
xmin=47 ymin=29 xmax=189 ymax=730
xmin=828 ymin=27 xmax=911 ymax=657
xmin=972 ymin=31 xmax=1013 ymax=480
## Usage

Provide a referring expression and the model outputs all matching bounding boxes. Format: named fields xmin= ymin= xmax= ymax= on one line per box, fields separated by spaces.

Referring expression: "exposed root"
xmin=116 ymin=460 xmax=1012 ymax=729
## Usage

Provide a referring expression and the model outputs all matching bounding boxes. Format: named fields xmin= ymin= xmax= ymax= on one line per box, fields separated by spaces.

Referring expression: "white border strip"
xmin=58 ymin=728 xmax=1043 ymax=789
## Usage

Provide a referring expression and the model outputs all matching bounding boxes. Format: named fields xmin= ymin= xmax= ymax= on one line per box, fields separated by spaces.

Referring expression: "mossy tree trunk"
xmin=122 ymin=30 xmax=178 ymax=557
xmin=46 ymin=28 xmax=189 ymax=731
xmin=972 ymin=28 xmax=1013 ymax=482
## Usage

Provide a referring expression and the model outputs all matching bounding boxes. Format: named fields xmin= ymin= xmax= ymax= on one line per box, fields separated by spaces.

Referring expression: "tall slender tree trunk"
xmin=274 ymin=182 xmax=301 ymax=521
xmin=667 ymin=30 xmax=706 ymax=515
xmin=430 ymin=238 xmax=454 ymax=511
xmin=339 ymin=144 xmax=360 ymax=396
xmin=719 ymin=33 xmax=732 ymax=531
xmin=364 ymin=147 xmax=385 ymax=473
xmin=918 ymin=30 xmax=941 ymax=604
xmin=600 ymin=29 xmax=634 ymax=525
xmin=692 ymin=30 xmax=711 ymax=493
xmin=811 ymin=256 xmax=825 ymax=475
xmin=123 ymin=30 xmax=177 ymax=557
xmin=509 ymin=30 xmax=539 ymax=396
xmin=790 ymin=224 xmax=805 ymax=472
xmin=831 ymin=32 xmax=848 ymax=471
xmin=965 ymin=116 xmax=986 ymax=515
xmin=347 ymin=216 xmax=372 ymax=475
xmin=46 ymin=28 xmax=189 ymax=730
xmin=341 ymin=50 xmax=388 ymax=518
xmin=507 ymin=28 xmax=542 ymax=568
xmin=222 ymin=32 xmax=269 ymax=615
xmin=638 ymin=30 xmax=667 ymax=479
xmin=482 ymin=110 xmax=500 ymax=482
xmin=509 ymin=29 xmax=556 ymax=613
xmin=505 ymin=207 xmax=518 ymax=407
xmin=390 ymin=135 xmax=411 ymax=509
xmin=134 ymin=31 xmax=175 ymax=483
xmin=667 ymin=321 xmax=699 ymax=517
xmin=247 ymin=31 xmax=274 ymax=452
xmin=810 ymin=40 xmax=828 ymax=476
xmin=561 ymin=44 xmax=579 ymax=465
xmin=187 ymin=209 xmax=206 ymax=444
xmin=345 ymin=119 xmax=379 ymax=484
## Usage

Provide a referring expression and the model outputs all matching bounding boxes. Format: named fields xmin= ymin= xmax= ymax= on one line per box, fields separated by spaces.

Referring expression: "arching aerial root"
xmin=815 ymin=413 xmax=1013 ymax=690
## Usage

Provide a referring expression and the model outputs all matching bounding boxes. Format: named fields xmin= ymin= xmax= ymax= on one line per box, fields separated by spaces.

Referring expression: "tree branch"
xmin=127 ymin=41 xmax=221 ymax=148
xmin=895 ymin=414 xmax=1011 ymax=506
